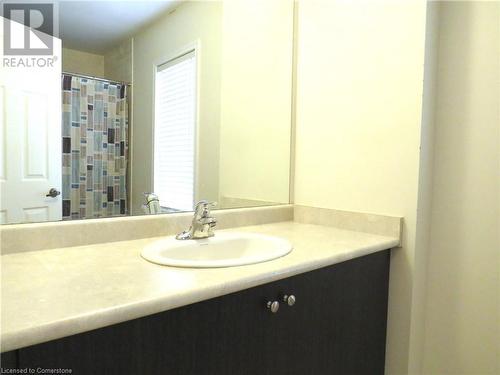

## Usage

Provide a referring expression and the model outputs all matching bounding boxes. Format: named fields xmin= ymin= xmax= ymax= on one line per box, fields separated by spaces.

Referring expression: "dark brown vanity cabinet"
xmin=2 ymin=250 xmax=390 ymax=375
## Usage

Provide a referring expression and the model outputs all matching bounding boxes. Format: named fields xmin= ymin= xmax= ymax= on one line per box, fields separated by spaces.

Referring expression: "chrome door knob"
xmin=283 ymin=294 xmax=296 ymax=306
xmin=46 ymin=188 xmax=61 ymax=198
xmin=267 ymin=301 xmax=280 ymax=313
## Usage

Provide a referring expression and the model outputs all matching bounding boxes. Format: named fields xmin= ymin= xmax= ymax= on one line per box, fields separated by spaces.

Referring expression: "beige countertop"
xmin=1 ymin=221 xmax=399 ymax=352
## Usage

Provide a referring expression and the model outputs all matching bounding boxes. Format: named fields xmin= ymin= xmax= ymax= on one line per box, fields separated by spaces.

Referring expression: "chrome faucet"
xmin=175 ymin=200 xmax=217 ymax=240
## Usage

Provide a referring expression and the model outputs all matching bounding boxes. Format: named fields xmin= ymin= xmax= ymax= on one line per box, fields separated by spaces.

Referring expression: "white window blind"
xmin=154 ymin=51 xmax=196 ymax=211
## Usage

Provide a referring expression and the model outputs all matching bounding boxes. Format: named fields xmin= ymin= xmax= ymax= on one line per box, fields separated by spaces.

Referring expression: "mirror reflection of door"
xmin=0 ymin=23 xmax=62 ymax=224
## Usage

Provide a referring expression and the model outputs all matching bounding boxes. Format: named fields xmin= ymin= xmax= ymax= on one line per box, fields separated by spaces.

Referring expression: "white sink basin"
xmin=141 ymin=232 xmax=292 ymax=268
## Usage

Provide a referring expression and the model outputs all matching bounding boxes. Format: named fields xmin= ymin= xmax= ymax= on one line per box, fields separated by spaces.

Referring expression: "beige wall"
xmin=294 ymin=1 xmax=499 ymax=374
xmin=422 ymin=2 xmax=500 ymax=374
xmin=132 ymin=1 xmax=223 ymax=214
xmin=408 ymin=2 xmax=440 ymax=373
xmin=104 ymin=39 xmax=133 ymax=83
xmin=218 ymin=0 xmax=293 ymax=205
xmin=62 ymin=47 xmax=104 ymax=77
xmin=132 ymin=0 xmax=293 ymax=213
xmin=293 ymin=1 xmax=429 ymax=373
xmin=62 ymin=41 xmax=132 ymax=83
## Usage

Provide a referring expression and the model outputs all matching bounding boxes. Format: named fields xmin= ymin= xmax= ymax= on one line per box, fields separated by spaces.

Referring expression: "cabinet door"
xmin=17 ymin=280 xmax=283 ymax=375
xmin=274 ymin=250 xmax=390 ymax=375
xmin=0 ymin=351 xmax=17 ymax=369
xmin=134 ymin=281 xmax=287 ymax=375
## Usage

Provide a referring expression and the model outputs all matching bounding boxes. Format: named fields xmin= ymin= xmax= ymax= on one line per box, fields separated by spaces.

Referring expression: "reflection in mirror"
xmin=0 ymin=0 xmax=293 ymax=224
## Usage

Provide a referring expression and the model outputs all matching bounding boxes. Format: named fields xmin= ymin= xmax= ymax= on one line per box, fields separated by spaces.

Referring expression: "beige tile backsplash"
xmin=0 ymin=204 xmax=402 ymax=255
xmin=0 ymin=205 xmax=293 ymax=255
xmin=294 ymin=205 xmax=402 ymax=244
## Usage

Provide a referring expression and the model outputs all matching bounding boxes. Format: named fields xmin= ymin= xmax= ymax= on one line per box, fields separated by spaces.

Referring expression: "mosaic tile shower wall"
xmin=62 ymin=75 xmax=129 ymax=220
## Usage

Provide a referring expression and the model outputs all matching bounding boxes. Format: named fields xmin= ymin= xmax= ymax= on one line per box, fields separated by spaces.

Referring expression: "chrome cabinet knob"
xmin=283 ymin=294 xmax=296 ymax=306
xmin=267 ymin=301 xmax=280 ymax=313
xmin=46 ymin=188 xmax=61 ymax=198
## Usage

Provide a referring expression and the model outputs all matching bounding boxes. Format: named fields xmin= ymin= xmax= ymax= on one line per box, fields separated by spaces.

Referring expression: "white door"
xmin=0 ymin=20 xmax=62 ymax=224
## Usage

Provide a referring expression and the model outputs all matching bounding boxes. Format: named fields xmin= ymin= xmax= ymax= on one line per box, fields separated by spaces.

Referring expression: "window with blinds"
xmin=154 ymin=51 xmax=196 ymax=211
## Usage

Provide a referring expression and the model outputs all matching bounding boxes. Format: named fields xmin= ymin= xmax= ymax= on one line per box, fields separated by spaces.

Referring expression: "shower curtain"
xmin=61 ymin=75 xmax=129 ymax=220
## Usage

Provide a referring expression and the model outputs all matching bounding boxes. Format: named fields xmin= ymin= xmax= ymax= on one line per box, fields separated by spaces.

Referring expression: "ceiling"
xmin=58 ymin=1 xmax=179 ymax=54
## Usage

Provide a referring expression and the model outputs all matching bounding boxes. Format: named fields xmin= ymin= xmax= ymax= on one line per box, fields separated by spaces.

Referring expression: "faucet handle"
xmin=195 ymin=200 xmax=217 ymax=208
xmin=194 ymin=200 xmax=217 ymax=215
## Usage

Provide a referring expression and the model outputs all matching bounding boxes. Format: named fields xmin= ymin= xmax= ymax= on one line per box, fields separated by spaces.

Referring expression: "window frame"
xmin=151 ymin=41 xmax=200 ymax=211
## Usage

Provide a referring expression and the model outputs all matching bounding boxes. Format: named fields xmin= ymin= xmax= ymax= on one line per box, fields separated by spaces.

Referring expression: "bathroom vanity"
xmin=1 ymin=219 xmax=399 ymax=374
xmin=2 ymin=251 xmax=389 ymax=374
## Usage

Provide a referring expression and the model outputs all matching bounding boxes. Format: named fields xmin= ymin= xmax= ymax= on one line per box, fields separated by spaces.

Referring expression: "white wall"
xmin=132 ymin=1 xmax=223 ymax=214
xmin=422 ymin=2 xmax=500 ymax=374
xmin=293 ymin=1 xmax=429 ymax=373
xmin=62 ymin=47 xmax=104 ymax=77
xmin=218 ymin=0 xmax=293 ymax=205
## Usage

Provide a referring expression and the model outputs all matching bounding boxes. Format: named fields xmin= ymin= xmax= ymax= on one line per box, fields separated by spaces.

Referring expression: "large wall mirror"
xmin=0 ymin=0 xmax=293 ymax=224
